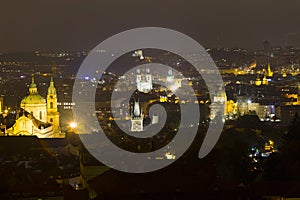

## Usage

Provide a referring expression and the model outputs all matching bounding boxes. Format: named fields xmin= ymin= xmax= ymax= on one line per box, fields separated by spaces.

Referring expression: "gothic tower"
xmin=130 ymin=100 xmax=143 ymax=132
xmin=145 ymin=68 xmax=152 ymax=84
xmin=136 ymin=68 xmax=152 ymax=93
xmin=47 ymin=77 xmax=60 ymax=131
xmin=267 ymin=62 xmax=273 ymax=77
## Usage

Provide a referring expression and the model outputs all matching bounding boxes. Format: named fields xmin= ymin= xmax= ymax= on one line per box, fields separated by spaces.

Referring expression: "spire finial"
xmin=31 ymin=74 xmax=35 ymax=84
xmin=29 ymin=74 xmax=38 ymax=94
xmin=49 ymin=76 xmax=55 ymax=87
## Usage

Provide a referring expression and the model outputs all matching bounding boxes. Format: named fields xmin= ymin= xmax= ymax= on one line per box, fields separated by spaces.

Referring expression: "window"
xmin=50 ymin=102 xmax=53 ymax=109
xmin=50 ymin=118 xmax=53 ymax=123
xmin=40 ymin=111 xmax=42 ymax=120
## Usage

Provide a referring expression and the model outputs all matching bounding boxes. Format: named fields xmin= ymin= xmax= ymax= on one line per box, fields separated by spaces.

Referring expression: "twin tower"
xmin=7 ymin=76 xmax=61 ymax=137
xmin=20 ymin=76 xmax=60 ymax=130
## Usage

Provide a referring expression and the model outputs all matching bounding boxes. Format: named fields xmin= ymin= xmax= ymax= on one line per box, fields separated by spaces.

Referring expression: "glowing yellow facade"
xmin=225 ymin=100 xmax=238 ymax=117
xmin=255 ymin=74 xmax=262 ymax=86
xmin=262 ymin=75 xmax=268 ymax=85
xmin=7 ymin=77 xmax=63 ymax=138
xmin=283 ymin=84 xmax=300 ymax=106
xmin=20 ymin=76 xmax=47 ymax=122
xmin=47 ymin=77 xmax=60 ymax=132
xmin=282 ymin=70 xmax=287 ymax=77
xmin=267 ymin=63 xmax=273 ymax=77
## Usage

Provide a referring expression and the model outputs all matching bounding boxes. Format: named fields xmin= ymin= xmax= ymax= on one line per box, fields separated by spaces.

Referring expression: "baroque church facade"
xmin=7 ymin=76 xmax=63 ymax=138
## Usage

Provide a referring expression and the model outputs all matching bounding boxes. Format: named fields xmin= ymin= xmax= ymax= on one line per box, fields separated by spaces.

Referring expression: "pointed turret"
xmin=29 ymin=75 xmax=38 ymax=94
xmin=262 ymin=74 xmax=268 ymax=85
xmin=267 ymin=63 xmax=273 ymax=77
xmin=47 ymin=77 xmax=60 ymax=131
xmin=47 ymin=77 xmax=58 ymax=112
xmin=48 ymin=76 xmax=56 ymax=95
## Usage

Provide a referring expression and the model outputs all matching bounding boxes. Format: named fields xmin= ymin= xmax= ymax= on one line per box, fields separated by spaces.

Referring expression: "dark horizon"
xmin=1 ymin=0 xmax=300 ymax=53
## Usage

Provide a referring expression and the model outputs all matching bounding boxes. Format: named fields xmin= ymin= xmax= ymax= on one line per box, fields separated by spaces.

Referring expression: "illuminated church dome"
xmin=21 ymin=94 xmax=46 ymax=105
xmin=21 ymin=76 xmax=46 ymax=104
xmin=20 ymin=76 xmax=47 ymax=122
xmin=7 ymin=76 xmax=62 ymax=138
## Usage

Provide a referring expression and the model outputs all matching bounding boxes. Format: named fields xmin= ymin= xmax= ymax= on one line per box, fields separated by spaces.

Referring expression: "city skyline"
xmin=0 ymin=1 xmax=300 ymax=199
xmin=1 ymin=0 xmax=300 ymax=52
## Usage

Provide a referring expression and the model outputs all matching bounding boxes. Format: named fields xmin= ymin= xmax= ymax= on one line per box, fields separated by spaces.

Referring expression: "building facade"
xmin=7 ymin=76 xmax=63 ymax=138
xmin=136 ymin=68 xmax=152 ymax=93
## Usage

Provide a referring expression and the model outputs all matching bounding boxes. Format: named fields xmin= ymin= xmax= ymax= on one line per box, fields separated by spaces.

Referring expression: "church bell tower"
xmin=47 ymin=77 xmax=60 ymax=131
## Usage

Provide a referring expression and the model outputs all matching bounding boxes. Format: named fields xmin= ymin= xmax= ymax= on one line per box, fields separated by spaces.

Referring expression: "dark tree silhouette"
xmin=262 ymin=112 xmax=300 ymax=181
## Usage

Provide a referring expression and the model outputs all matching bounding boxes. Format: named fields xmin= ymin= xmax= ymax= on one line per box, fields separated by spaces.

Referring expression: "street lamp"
xmin=69 ymin=122 xmax=78 ymax=129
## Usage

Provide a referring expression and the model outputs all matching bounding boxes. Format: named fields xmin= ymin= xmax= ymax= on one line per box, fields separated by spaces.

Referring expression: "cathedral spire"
xmin=267 ymin=62 xmax=273 ymax=77
xmin=262 ymin=74 xmax=268 ymax=85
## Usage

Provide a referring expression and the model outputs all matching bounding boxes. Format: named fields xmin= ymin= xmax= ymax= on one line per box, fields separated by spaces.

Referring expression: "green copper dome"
xmin=21 ymin=94 xmax=46 ymax=105
xmin=20 ymin=75 xmax=46 ymax=105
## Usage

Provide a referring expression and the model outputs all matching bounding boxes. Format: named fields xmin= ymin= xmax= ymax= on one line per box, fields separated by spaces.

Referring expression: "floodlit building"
xmin=152 ymin=114 xmax=159 ymax=125
xmin=262 ymin=74 xmax=268 ymax=86
xmin=7 ymin=76 xmax=63 ymax=138
xmin=210 ymin=88 xmax=227 ymax=120
xmin=267 ymin=62 xmax=273 ymax=77
xmin=46 ymin=77 xmax=60 ymax=132
xmin=255 ymin=74 xmax=262 ymax=86
xmin=130 ymin=100 xmax=143 ymax=132
xmin=166 ymin=68 xmax=182 ymax=91
xmin=136 ymin=68 xmax=152 ymax=93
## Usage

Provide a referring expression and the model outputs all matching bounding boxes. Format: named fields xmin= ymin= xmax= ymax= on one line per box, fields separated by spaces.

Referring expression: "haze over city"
xmin=1 ymin=0 xmax=300 ymax=52
xmin=0 ymin=1 xmax=300 ymax=199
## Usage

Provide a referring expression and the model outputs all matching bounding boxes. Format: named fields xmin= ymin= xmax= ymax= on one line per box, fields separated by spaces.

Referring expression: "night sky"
xmin=1 ymin=0 xmax=300 ymax=52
